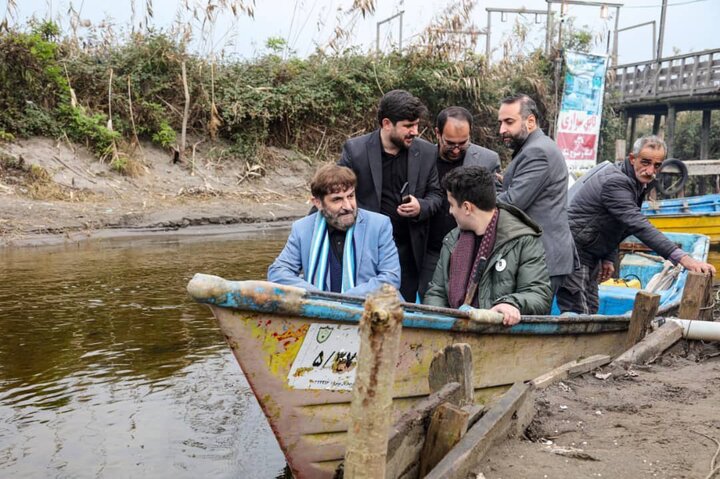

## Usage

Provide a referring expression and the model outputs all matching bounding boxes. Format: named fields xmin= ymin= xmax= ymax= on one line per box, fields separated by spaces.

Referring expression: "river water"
xmin=0 ymin=227 xmax=291 ymax=478
xmin=3 ymin=227 xmax=720 ymax=479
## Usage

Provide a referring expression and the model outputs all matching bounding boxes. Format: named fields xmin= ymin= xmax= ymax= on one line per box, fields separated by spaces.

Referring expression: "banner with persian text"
xmin=556 ymin=51 xmax=609 ymax=172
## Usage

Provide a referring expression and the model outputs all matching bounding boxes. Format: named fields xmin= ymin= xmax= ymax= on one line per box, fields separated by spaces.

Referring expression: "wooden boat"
xmin=187 ymin=232 xmax=708 ymax=479
xmin=642 ymin=194 xmax=720 ymax=243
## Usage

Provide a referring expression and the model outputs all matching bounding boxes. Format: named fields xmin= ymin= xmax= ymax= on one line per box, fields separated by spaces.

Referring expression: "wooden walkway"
xmin=610 ymin=48 xmax=720 ymax=109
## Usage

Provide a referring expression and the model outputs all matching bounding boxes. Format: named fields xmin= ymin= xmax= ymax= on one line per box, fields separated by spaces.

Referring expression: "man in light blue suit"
xmin=268 ymin=164 xmax=401 ymax=297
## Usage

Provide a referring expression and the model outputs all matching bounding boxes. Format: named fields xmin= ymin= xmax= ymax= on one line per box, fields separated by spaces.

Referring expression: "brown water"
xmin=0 ymin=229 xmax=291 ymax=478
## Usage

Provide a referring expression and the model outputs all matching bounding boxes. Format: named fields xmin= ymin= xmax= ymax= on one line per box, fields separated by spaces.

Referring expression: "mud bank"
xmin=0 ymin=137 xmax=316 ymax=247
xmin=479 ymin=345 xmax=720 ymax=479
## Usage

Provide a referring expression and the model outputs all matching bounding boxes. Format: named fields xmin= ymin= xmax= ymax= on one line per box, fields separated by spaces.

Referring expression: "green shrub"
xmin=151 ymin=121 xmax=176 ymax=148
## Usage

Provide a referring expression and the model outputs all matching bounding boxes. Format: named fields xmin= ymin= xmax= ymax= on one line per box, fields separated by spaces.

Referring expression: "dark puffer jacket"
xmin=423 ymin=203 xmax=552 ymax=314
xmin=568 ymin=158 xmax=679 ymax=264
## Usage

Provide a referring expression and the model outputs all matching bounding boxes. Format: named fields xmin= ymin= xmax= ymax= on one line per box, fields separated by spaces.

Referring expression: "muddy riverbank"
xmin=0 ymin=137 xmax=314 ymax=247
xmin=478 ymin=341 xmax=720 ymax=479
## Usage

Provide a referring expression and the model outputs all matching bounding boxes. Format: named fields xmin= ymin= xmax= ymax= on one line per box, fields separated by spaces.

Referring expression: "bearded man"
xmin=268 ymin=164 xmax=400 ymax=296
xmin=497 ymin=94 xmax=576 ymax=294
xmin=338 ymin=89 xmax=443 ymax=301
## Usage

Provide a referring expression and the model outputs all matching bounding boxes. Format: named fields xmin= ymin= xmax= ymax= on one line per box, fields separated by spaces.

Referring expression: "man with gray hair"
xmin=556 ymin=134 xmax=715 ymax=314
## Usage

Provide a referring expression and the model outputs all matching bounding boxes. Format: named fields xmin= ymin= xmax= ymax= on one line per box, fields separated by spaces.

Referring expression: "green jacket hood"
xmin=444 ymin=202 xmax=542 ymax=247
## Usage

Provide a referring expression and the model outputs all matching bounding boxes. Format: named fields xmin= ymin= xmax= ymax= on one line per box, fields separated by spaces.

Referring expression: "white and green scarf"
xmin=306 ymin=213 xmax=356 ymax=293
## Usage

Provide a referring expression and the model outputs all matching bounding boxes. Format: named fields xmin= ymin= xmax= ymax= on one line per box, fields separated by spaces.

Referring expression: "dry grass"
xmin=0 ymin=152 xmax=94 ymax=201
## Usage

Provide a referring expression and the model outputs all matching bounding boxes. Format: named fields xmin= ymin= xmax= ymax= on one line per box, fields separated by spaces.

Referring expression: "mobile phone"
xmin=400 ymin=182 xmax=411 ymax=204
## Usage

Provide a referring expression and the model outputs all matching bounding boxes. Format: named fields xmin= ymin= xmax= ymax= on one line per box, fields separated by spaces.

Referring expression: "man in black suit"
xmin=339 ymin=89 xmax=443 ymax=301
xmin=418 ymin=106 xmax=501 ymax=298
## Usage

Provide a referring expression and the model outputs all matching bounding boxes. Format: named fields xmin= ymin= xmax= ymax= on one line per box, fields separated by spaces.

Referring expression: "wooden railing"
xmin=610 ymin=48 xmax=720 ymax=103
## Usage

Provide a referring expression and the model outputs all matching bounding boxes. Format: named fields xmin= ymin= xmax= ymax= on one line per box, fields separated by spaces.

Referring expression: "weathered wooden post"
xmin=344 ymin=285 xmax=403 ymax=479
xmin=428 ymin=343 xmax=474 ymax=407
xmin=419 ymin=344 xmax=475 ymax=476
xmin=679 ymin=271 xmax=713 ymax=321
xmin=625 ymin=291 xmax=661 ymax=349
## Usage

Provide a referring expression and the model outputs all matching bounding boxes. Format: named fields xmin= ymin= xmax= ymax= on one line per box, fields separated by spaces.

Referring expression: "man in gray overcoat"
xmin=497 ymin=94 xmax=576 ymax=293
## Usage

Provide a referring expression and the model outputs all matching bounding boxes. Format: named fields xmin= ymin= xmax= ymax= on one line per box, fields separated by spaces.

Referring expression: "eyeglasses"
xmin=441 ymin=137 xmax=470 ymax=151
xmin=639 ymin=158 xmax=663 ymax=170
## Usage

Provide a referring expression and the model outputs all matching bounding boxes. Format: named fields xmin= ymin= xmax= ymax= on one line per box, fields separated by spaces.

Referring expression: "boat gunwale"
xmin=189 ymin=275 xmax=631 ymax=335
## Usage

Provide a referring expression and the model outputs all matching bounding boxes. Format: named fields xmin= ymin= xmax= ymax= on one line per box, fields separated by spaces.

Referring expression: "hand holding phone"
xmin=400 ymin=182 xmax=411 ymax=204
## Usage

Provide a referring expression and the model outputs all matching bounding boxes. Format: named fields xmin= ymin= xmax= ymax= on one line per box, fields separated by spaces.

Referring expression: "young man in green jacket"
xmin=423 ymin=166 xmax=552 ymax=325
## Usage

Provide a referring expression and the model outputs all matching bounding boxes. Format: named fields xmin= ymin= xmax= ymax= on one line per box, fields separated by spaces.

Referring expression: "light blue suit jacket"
xmin=267 ymin=209 xmax=401 ymax=297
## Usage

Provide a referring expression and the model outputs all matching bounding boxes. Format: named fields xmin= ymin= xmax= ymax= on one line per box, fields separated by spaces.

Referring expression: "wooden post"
xmin=424 ymin=383 xmax=531 ymax=479
xmin=625 ymin=291 xmax=661 ymax=349
xmin=612 ymin=321 xmax=684 ymax=369
xmin=344 ymin=285 xmax=403 ymax=479
xmin=428 ymin=343 xmax=473 ymax=407
xmin=180 ymin=61 xmax=190 ymax=162
xmin=628 ymin=114 xmax=637 ymax=146
xmin=665 ymin=104 xmax=676 ymax=158
xmin=700 ymin=109 xmax=711 ymax=160
xmin=615 ymin=139 xmax=627 ymax=162
xmin=651 ymin=113 xmax=662 ymax=135
xmin=678 ymin=272 xmax=713 ymax=321
xmin=385 ymin=383 xmax=462 ymax=479
xmin=418 ymin=403 xmax=470 ymax=477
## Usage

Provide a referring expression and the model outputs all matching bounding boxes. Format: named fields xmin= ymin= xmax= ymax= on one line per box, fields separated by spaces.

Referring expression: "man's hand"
xmin=598 ymin=260 xmax=615 ymax=283
xmin=397 ymin=195 xmax=421 ymax=217
xmin=490 ymin=303 xmax=521 ymax=326
xmin=679 ymin=255 xmax=716 ymax=275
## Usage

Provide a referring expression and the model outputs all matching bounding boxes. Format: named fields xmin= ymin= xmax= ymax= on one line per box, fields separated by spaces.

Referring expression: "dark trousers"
xmin=418 ymin=248 xmax=440 ymax=301
xmin=396 ymin=239 xmax=419 ymax=302
xmin=550 ymin=275 xmax=566 ymax=296
xmin=556 ymin=261 xmax=600 ymax=314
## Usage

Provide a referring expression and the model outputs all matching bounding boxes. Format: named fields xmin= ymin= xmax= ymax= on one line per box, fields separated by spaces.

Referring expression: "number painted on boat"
xmin=287 ymin=323 xmax=360 ymax=390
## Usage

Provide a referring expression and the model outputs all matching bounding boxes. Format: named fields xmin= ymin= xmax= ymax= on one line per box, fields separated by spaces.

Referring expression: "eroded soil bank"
xmin=0 ymin=137 xmax=315 ymax=247
xmin=479 ymin=344 xmax=720 ymax=479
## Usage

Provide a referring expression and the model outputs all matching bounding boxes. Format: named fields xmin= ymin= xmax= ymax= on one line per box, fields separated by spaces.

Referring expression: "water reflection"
xmin=0 ymin=229 xmax=290 ymax=478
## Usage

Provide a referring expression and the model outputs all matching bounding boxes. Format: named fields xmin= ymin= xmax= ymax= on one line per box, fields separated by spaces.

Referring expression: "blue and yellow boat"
xmin=643 ymin=194 xmax=720 ymax=243
xmin=188 ymin=232 xmax=708 ymax=479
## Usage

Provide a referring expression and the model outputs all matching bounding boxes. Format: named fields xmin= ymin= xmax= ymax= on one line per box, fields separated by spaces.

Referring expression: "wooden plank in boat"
xmin=424 ymin=382 xmax=531 ymax=479
xmin=531 ymin=354 xmax=611 ymax=389
xmin=418 ymin=403 xmax=470 ymax=477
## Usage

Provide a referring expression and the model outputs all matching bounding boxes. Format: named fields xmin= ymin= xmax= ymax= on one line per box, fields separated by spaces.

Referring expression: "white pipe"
xmin=669 ymin=318 xmax=720 ymax=341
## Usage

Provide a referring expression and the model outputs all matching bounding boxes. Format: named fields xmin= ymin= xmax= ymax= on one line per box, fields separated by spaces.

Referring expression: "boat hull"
xmin=643 ymin=194 xmax=720 ymax=243
xmin=647 ymin=215 xmax=720 ymax=243
xmin=189 ymin=231 xmax=709 ymax=478
xmin=212 ymin=304 xmax=628 ymax=478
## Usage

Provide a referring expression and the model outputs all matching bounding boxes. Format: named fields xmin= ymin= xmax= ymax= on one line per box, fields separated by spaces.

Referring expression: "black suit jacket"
xmin=339 ymin=130 xmax=443 ymax=271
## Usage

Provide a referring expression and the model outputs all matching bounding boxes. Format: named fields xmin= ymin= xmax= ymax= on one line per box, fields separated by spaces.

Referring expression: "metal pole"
xmin=651 ymin=20 xmax=657 ymax=60
xmin=612 ymin=6 xmax=620 ymax=67
xmin=486 ymin=10 xmax=492 ymax=61
xmin=375 ymin=11 xmax=404 ymax=56
xmin=399 ymin=11 xmax=403 ymax=52
xmin=376 ymin=21 xmax=381 ymax=56
xmin=545 ymin=1 xmax=553 ymax=55
xmin=656 ymin=0 xmax=668 ymax=60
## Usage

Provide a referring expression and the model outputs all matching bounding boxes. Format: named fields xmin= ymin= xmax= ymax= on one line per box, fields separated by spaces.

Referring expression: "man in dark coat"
xmin=497 ymin=94 xmax=575 ymax=293
xmin=419 ymin=106 xmax=501 ymax=298
xmin=556 ymin=135 xmax=715 ymax=314
xmin=339 ymin=89 xmax=443 ymax=301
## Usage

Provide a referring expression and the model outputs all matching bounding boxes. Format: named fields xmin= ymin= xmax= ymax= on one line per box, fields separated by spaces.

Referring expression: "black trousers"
xmin=418 ymin=248 xmax=440 ymax=301
xmin=556 ymin=261 xmax=600 ymax=314
xmin=396 ymin=239 xmax=419 ymax=303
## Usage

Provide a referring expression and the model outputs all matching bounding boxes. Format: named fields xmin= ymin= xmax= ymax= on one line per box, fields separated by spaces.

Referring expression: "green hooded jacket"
xmin=423 ymin=203 xmax=552 ymax=314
